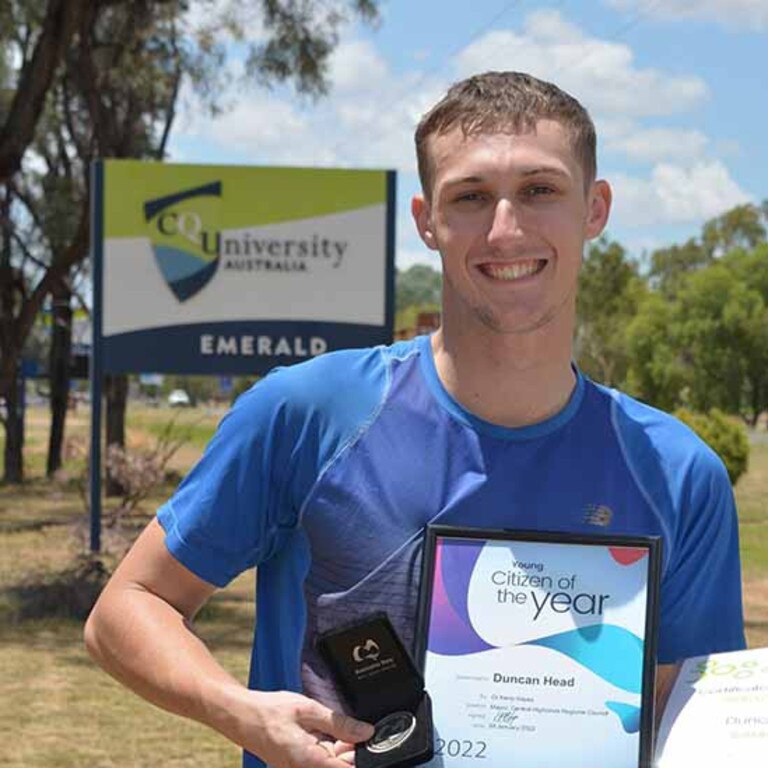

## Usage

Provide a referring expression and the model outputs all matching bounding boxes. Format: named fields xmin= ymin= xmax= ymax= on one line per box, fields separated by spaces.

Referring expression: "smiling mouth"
xmin=478 ymin=259 xmax=546 ymax=281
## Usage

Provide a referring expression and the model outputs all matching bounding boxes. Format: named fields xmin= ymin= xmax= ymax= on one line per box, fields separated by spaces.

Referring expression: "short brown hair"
xmin=415 ymin=71 xmax=597 ymax=197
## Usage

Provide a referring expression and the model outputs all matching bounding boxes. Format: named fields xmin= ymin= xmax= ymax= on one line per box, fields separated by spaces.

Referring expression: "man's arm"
xmin=655 ymin=663 xmax=679 ymax=724
xmin=84 ymin=519 xmax=374 ymax=768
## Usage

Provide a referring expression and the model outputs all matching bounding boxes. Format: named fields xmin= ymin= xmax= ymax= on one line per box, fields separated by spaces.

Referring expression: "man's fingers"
xmin=311 ymin=737 xmax=355 ymax=767
xmin=301 ymin=702 xmax=374 ymax=744
xmin=332 ymin=740 xmax=355 ymax=756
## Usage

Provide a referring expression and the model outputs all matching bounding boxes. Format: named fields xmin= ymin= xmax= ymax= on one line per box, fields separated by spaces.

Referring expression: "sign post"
xmin=90 ymin=160 xmax=395 ymax=551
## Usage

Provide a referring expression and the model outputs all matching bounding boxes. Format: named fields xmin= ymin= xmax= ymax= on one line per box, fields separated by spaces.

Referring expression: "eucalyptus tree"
xmin=0 ymin=0 xmax=381 ymax=483
xmin=0 ymin=0 xmax=89 ymax=184
xmin=576 ymin=236 xmax=645 ymax=388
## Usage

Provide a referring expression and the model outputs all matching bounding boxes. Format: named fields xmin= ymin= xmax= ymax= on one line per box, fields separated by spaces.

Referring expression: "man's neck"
xmin=430 ymin=323 xmax=577 ymax=429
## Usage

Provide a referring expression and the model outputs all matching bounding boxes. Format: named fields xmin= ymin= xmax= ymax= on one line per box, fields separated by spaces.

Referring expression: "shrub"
xmin=674 ymin=407 xmax=750 ymax=485
xmin=58 ymin=413 xmax=198 ymax=526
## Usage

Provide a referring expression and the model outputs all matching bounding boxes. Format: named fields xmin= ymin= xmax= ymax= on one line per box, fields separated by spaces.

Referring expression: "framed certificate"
xmin=416 ymin=526 xmax=661 ymax=768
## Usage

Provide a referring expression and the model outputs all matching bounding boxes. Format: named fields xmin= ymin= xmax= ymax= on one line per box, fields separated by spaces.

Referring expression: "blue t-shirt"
xmin=158 ymin=335 xmax=745 ymax=767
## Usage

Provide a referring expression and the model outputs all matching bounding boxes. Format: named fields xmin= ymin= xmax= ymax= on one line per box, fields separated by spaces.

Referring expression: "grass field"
xmin=1 ymin=403 xmax=767 ymax=767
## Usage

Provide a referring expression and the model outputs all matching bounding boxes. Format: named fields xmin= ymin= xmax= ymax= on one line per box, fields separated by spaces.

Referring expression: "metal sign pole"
xmin=89 ymin=161 xmax=104 ymax=553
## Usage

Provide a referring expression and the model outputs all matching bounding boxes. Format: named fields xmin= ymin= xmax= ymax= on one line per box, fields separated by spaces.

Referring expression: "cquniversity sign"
xmin=89 ymin=160 xmax=395 ymax=551
xmin=93 ymin=160 xmax=395 ymax=374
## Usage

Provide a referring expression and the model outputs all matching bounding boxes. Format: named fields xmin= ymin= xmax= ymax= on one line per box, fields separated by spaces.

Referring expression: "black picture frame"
xmin=416 ymin=525 xmax=662 ymax=768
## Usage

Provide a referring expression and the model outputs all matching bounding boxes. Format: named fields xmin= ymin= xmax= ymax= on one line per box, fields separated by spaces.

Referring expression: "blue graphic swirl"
xmin=606 ymin=701 xmax=641 ymax=734
xmin=525 ymin=625 xmax=644 ymax=693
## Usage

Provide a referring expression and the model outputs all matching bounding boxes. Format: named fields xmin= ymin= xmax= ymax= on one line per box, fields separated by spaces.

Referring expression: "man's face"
xmin=412 ymin=119 xmax=611 ymax=336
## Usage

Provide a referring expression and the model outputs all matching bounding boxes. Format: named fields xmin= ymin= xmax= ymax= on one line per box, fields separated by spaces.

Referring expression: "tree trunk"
xmin=0 ymin=0 xmax=89 ymax=183
xmin=0 ymin=184 xmax=23 ymax=482
xmin=3 ymin=362 xmax=24 ymax=483
xmin=105 ymin=373 xmax=128 ymax=496
xmin=749 ymin=375 xmax=762 ymax=428
xmin=46 ymin=283 xmax=72 ymax=476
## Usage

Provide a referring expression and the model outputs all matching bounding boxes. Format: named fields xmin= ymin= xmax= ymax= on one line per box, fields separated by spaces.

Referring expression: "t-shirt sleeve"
xmin=156 ymin=373 xmax=309 ymax=588
xmin=656 ymin=449 xmax=746 ymax=663
xmin=155 ymin=346 xmax=390 ymax=589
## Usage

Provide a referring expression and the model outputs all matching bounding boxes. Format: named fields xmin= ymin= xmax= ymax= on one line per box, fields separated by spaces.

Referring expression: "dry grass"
xmin=0 ymin=404 xmax=767 ymax=765
xmin=735 ymin=441 xmax=768 ymax=647
xmin=1 ymin=404 xmax=248 ymax=767
xmin=0 ymin=589 xmax=252 ymax=768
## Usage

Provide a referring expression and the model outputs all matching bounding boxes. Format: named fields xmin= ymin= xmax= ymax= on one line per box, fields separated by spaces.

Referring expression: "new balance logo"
xmin=584 ymin=504 xmax=613 ymax=527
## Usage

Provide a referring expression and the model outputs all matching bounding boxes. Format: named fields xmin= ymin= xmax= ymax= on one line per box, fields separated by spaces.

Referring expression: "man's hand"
xmin=222 ymin=688 xmax=374 ymax=768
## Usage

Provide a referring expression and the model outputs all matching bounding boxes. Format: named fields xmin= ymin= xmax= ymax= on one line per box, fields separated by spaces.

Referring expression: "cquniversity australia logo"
xmin=143 ymin=181 xmax=222 ymax=302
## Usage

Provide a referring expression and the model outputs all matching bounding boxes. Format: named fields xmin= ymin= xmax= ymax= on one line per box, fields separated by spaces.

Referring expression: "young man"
xmin=85 ymin=72 xmax=745 ymax=768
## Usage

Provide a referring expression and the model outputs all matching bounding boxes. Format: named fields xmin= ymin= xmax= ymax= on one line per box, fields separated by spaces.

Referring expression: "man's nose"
xmin=487 ymin=199 xmax=524 ymax=246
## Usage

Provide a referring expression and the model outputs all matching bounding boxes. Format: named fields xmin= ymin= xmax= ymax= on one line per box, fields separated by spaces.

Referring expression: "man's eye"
xmin=524 ymin=185 xmax=555 ymax=197
xmin=455 ymin=192 xmax=485 ymax=203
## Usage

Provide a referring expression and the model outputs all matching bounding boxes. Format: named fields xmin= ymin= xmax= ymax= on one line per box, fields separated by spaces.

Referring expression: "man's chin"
xmin=473 ymin=305 xmax=557 ymax=336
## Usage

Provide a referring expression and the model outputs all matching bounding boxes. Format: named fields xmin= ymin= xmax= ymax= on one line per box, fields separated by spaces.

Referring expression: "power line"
xmin=327 ymin=0 xmax=534 ymax=159
xmin=549 ymin=0 xmax=667 ymax=80
xmin=327 ymin=0 xmax=679 ymax=167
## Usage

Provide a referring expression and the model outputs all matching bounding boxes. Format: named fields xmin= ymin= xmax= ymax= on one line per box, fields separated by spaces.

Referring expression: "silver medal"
xmin=366 ymin=710 xmax=417 ymax=754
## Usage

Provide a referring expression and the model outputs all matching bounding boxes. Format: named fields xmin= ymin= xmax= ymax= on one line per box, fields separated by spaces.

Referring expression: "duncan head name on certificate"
xmin=416 ymin=526 xmax=661 ymax=768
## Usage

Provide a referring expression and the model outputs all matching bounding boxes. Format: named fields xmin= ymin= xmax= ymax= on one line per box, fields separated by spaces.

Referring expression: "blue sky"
xmin=171 ymin=0 xmax=768 ymax=271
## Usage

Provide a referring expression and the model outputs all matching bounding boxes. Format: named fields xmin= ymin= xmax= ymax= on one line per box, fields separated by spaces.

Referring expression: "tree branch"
xmin=157 ymin=23 xmax=182 ymax=160
xmin=11 ymin=230 xmax=56 ymax=279
xmin=11 ymin=200 xmax=89 ymax=375
xmin=9 ymin=181 xmax=45 ymax=235
xmin=0 ymin=0 xmax=89 ymax=183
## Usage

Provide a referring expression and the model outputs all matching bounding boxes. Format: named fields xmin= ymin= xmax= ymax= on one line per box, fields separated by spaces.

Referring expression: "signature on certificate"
xmin=493 ymin=710 xmax=520 ymax=725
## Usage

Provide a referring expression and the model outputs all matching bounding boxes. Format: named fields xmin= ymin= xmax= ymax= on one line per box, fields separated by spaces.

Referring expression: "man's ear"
xmin=412 ymin=195 xmax=439 ymax=251
xmin=585 ymin=180 xmax=612 ymax=240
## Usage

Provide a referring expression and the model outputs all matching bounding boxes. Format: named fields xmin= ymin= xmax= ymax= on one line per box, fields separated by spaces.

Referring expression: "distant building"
xmin=394 ymin=311 xmax=440 ymax=340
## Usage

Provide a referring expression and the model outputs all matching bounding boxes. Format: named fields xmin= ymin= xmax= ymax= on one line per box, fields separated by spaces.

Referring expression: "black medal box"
xmin=316 ymin=612 xmax=434 ymax=768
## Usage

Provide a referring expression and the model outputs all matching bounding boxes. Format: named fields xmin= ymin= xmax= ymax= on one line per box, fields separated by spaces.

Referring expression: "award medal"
xmin=366 ymin=711 xmax=417 ymax=754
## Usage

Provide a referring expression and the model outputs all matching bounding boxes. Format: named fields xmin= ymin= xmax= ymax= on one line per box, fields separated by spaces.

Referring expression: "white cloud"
xmin=610 ymin=161 xmax=752 ymax=229
xmin=203 ymin=94 xmax=310 ymax=153
xmin=396 ymin=245 xmax=442 ymax=271
xmin=329 ymin=40 xmax=389 ymax=93
xmin=454 ymin=10 xmax=709 ymax=118
xmin=606 ymin=0 xmax=768 ymax=31
xmin=595 ymin=116 xmax=639 ymax=143
xmin=618 ymin=234 xmax=665 ymax=261
xmin=170 ymin=9 xmax=750 ymax=251
xmin=183 ymin=0 xmax=267 ymax=41
xmin=604 ymin=127 xmax=710 ymax=163
xmin=172 ymin=10 xmax=716 ymax=174
xmin=172 ymin=38 xmax=434 ymax=173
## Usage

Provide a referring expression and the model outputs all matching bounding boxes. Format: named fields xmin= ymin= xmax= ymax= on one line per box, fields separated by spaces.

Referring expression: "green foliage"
xmin=676 ymin=264 xmax=766 ymax=414
xmin=628 ymin=227 xmax=768 ymax=420
xmin=164 ymin=375 xmax=219 ymax=405
xmin=231 ymin=376 xmax=259 ymax=403
xmin=701 ymin=203 xmax=767 ymax=258
xmin=395 ymin=302 xmax=440 ymax=334
xmin=395 ymin=264 xmax=441 ymax=312
xmin=624 ymin=293 xmax=687 ymax=411
xmin=0 ymin=38 xmax=12 ymax=117
xmin=244 ymin=0 xmax=379 ymax=97
xmin=648 ymin=202 xmax=767 ymax=298
xmin=674 ymin=407 xmax=750 ymax=486
xmin=576 ymin=237 xmax=644 ymax=386
xmin=649 ymin=237 xmax=710 ymax=298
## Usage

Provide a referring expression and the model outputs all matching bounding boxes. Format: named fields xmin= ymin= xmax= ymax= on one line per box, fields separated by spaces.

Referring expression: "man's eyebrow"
xmin=442 ymin=167 xmax=572 ymax=187
xmin=520 ymin=166 xmax=571 ymax=179
xmin=442 ymin=175 xmax=485 ymax=187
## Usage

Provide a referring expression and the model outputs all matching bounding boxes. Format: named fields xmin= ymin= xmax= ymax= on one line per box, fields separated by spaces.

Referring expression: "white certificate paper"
xmin=420 ymin=533 xmax=655 ymax=768
xmin=655 ymin=647 xmax=768 ymax=767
